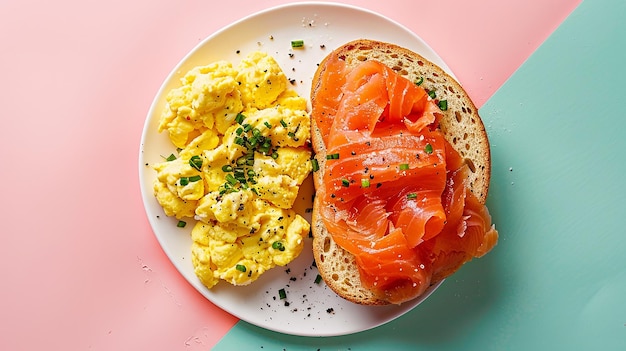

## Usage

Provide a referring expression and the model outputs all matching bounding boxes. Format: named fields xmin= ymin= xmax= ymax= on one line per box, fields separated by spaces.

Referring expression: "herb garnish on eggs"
xmin=151 ymin=52 xmax=312 ymax=288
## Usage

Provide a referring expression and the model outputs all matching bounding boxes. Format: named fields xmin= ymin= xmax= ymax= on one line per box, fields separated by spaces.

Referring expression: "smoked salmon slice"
xmin=313 ymin=57 xmax=498 ymax=304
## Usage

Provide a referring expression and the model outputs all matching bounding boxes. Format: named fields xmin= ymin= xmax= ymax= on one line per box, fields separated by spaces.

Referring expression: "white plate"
xmin=139 ymin=2 xmax=451 ymax=337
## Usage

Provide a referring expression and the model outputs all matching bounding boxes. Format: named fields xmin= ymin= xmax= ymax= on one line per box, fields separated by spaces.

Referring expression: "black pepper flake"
xmin=326 ymin=308 xmax=335 ymax=314
xmin=236 ymin=50 xmax=240 ymax=54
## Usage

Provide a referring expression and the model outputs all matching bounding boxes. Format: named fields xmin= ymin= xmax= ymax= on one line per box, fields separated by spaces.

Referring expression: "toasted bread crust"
xmin=311 ymin=39 xmax=492 ymax=305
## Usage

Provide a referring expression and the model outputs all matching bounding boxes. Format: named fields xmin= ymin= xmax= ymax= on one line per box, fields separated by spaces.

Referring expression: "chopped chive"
xmin=234 ymin=136 xmax=245 ymax=146
xmin=179 ymin=177 xmax=189 ymax=186
xmin=415 ymin=77 xmax=424 ymax=86
xmin=222 ymin=165 xmax=233 ymax=172
xmin=326 ymin=153 xmax=339 ymax=160
xmin=247 ymin=169 xmax=256 ymax=177
xmin=233 ymin=169 xmax=246 ymax=182
xmin=176 ymin=220 xmax=186 ymax=228
xmin=264 ymin=121 xmax=272 ymax=129
xmin=248 ymin=136 xmax=258 ymax=147
xmin=424 ymin=143 xmax=433 ymax=154
xmin=428 ymin=90 xmax=436 ymax=99
xmin=189 ymin=155 xmax=203 ymax=171
xmin=399 ymin=163 xmax=409 ymax=170
xmin=407 ymin=193 xmax=418 ymax=200
xmin=259 ymin=140 xmax=271 ymax=154
xmin=252 ymin=128 xmax=261 ymax=138
xmin=225 ymin=173 xmax=238 ymax=185
xmin=243 ymin=123 xmax=252 ymax=132
xmin=438 ymin=99 xmax=448 ymax=111
xmin=311 ymin=159 xmax=319 ymax=172
xmin=280 ymin=119 xmax=288 ymax=128
xmin=271 ymin=151 xmax=279 ymax=159
xmin=165 ymin=153 xmax=177 ymax=161
xmin=314 ymin=274 xmax=322 ymax=284
xmin=278 ymin=288 xmax=287 ymax=299
xmin=272 ymin=241 xmax=285 ymax=251
xmin=287 ymin=131 xmax=296 ymax=139
xmin=235 ymin=264 xmax=246 ymax=272
xmin=189 ymin=175 xmax=202 ymax=182
xmin=341 ymin=179 xmax=350 ymax=187
xmin=291 ymin=40 xmax=304 ymax=48
xmin=235 ymin=113 xmax=245 ymax=124
xmin=361 ymin=179 xmax=370 ymax=188
xmin=236 ymin=156 xmax=247 ymax=166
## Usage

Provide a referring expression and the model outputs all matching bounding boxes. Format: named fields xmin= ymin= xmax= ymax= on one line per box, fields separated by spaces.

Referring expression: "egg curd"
xmin=152 ymin=52 xmax=312 ymax=288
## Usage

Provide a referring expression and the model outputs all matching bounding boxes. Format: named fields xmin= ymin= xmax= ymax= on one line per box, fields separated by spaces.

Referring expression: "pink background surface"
xmin=0 ymin=0 xmax=578 ymax=349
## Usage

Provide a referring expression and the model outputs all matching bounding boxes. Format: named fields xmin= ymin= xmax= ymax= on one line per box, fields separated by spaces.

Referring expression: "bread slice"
xmin=310 ymin=39 xmax=492 ymax=305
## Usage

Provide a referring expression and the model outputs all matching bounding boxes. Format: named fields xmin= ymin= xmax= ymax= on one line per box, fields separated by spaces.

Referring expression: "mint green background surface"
xmin=214 ymin=0 xmax=626 ymax=349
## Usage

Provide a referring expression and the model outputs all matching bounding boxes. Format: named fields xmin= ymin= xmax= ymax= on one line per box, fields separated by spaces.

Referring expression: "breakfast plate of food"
xmin=139 ymin=2 xmax=498 ymax=336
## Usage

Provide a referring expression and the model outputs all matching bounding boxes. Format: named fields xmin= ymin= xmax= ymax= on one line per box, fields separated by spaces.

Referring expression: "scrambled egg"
xmin=152 ymin=52 xmax=312 ymax=288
